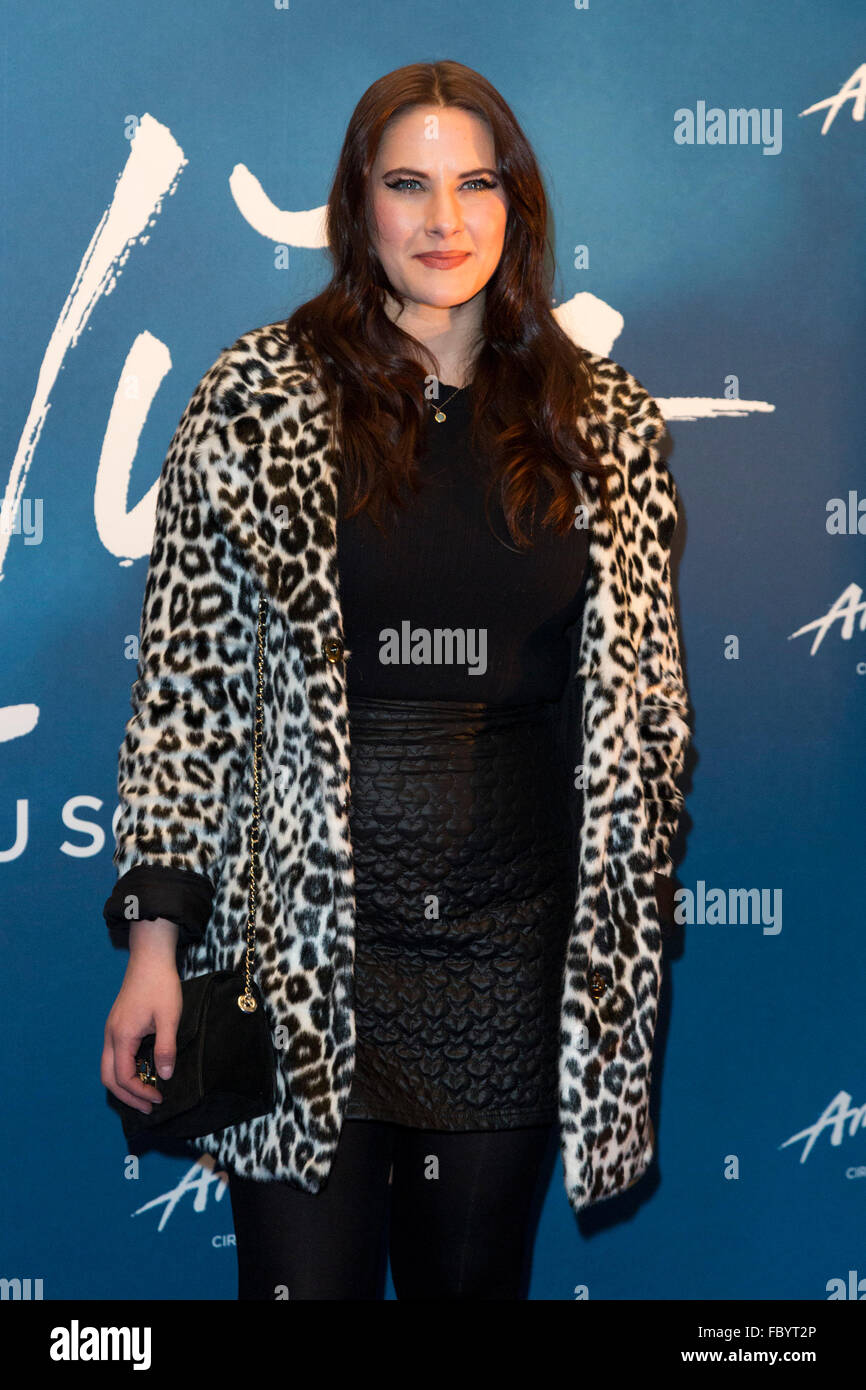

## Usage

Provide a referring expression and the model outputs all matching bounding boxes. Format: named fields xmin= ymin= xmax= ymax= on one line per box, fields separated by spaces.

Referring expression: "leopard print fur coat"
xmin=109 ymin=319 xmax=691 ymax=1215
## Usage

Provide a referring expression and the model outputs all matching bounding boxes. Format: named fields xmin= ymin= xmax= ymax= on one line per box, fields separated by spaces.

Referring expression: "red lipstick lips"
xmin=414 ymin=252 xmax=471 ymax=269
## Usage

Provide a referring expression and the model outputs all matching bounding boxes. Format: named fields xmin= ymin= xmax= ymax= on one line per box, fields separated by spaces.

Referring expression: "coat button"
xmin=588 ymin=970 xmax=607 ymax=1000
xmin=322 ymin=635 xmax=345 ymax=663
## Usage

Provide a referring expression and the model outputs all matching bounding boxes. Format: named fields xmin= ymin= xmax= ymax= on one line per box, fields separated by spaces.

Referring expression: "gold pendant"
xmin=433 ymin=409 xmax=446 ymax=423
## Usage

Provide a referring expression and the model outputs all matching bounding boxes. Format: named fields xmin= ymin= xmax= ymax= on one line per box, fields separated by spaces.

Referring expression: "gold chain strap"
xmin=237 ymin=592 xmax=269 ymax=1013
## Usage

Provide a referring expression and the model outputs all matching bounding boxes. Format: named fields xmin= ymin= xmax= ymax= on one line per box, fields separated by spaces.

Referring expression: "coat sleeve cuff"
xmin=103 ymin=865 xmax=215 ymax=947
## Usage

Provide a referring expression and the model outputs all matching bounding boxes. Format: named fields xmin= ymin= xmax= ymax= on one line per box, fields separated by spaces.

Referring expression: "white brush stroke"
xmin=657 ymin=397 xmax=776 ymax=421
xmin=0 ymin=113 xmax=186 ymax=582
xmin=555 ymin=292 xmax=774 ymax=421
xmin=229 ymin=164 xmax=327 ymax=246
xmin=95 ymin=331 xmax=172 ymax=562
xmin=0 ymin=705 xmax=39 ymax=744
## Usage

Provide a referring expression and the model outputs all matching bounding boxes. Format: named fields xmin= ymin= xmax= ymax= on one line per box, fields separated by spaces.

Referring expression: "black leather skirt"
xmin=343 ymin=694 xmax=577 ymax=1130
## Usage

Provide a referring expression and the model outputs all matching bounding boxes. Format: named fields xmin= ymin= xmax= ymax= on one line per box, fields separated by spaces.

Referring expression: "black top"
xmin=104 ymin=381 xmax=591 ymax=946
xmin=337 ymin=383 xmax=589 ymax=704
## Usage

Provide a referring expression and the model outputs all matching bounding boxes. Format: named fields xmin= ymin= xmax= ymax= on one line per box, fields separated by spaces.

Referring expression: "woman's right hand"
xmin=101 ymin=919 xmax=183 ymax=1113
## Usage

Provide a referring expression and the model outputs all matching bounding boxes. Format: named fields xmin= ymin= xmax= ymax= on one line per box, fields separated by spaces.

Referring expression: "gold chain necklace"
xmin=429 ymin=384 xmax=465 ymax=423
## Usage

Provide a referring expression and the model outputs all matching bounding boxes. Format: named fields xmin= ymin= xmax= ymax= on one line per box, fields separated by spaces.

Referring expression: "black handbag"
xmin=108 ymin=594 xmax=277 ymax=1142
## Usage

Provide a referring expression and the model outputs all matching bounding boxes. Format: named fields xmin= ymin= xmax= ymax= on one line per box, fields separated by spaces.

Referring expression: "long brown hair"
xmin=285 ymin=59 xmax=611 ymax=546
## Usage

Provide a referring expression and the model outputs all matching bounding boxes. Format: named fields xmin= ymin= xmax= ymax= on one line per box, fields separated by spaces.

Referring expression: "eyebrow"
xmin=381 ymin=166 xmax=499 ymax=180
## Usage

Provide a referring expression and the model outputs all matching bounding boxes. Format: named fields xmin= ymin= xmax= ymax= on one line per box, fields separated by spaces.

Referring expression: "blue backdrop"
xmin=2 ymin=0 xmax=864 ymax=1301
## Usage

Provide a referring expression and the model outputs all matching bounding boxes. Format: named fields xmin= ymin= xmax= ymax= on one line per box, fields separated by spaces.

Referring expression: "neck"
xmin=382 ymin=289 xmax=483 ymax=388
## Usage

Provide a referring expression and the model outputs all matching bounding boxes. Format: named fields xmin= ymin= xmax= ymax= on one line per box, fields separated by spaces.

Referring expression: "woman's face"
xmin=368 ymin=105 xmax=509 ymax=312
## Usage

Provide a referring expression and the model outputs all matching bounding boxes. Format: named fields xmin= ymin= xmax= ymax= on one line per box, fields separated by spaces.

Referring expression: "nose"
xmin=424 ymin=183 xmax=464 ymax=238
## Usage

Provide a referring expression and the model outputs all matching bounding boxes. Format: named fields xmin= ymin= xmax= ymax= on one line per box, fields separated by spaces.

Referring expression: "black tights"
xmin=226 ymin=1117 xmax=557 ymax=1300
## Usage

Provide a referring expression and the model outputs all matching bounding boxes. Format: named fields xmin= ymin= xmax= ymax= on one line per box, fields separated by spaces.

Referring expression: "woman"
xmin=102 ymin=60 xmax=690 ymax=1300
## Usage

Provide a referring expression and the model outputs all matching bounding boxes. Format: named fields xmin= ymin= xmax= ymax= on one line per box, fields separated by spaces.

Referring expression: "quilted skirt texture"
xmin=343 ymin=694 xmax=577 ymax=1130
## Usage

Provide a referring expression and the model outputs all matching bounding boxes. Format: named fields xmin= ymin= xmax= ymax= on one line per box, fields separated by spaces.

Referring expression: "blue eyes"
xmin=384 ymin=177 xmax=498 ymax=192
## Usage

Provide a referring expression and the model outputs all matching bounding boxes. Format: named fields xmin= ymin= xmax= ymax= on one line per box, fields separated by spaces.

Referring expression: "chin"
xmin=406 ymin=273 xmax=479 ymax=303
